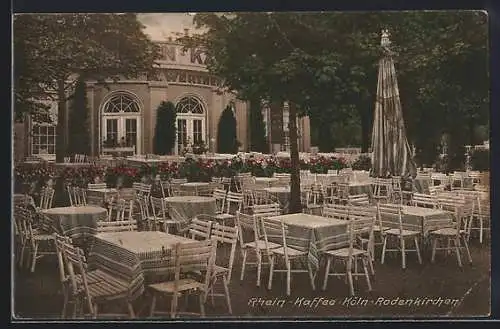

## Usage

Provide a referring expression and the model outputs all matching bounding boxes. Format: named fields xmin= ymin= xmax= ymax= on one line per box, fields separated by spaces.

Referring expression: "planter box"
xmin=102 ymin=147 xmax=135 ymax=155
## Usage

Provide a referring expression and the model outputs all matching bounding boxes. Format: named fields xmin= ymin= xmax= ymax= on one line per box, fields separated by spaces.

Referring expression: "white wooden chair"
xmin=107 ymin=197 xmax=127 ymax=222
xmin=38 ymin=187 xmax=55 ymax=210
xmin=188 ymin=217 xmax=213 ymax=240
xmin=429 ymin=199 xmax=473 ymax=267
xmin=236 ymin=211 xmax=280 ymax=287
xmin=261 ymin=217 xmax=315 ymax=296
xmin=148 ymin=240 xmax=216 ymax=318
xmin=320 ymin=213 xmax=374 ymax=295
xmin=372 ymin=178 xmax=393 ymax=204
xmin=67 ymin=186 xmax=87 ymax=206
xmin=212 ymin=189 xmax=227 ymax=215
xmin=212 ymin=191 xmax=243 ymax=225
xmin=379 ymin=203 xmax=422 ymax=269
xmin=205 ymin=223 xmax=238 ymax=314
xmin=63 ymin=242 xmax=136 ymax=318
xmin=150 ymin=196 xmax=177 ymax=233
xmin=26 ymin=212 xmax=57 ymax=272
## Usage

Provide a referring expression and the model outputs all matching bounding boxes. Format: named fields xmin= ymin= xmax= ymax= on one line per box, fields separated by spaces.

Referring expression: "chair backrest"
xmin=172 ymin=240 xmax=216 ymax=293
xmin=150 ymin=196 xmax=167 ymax=221
xmin=377 ymin=203 xmax=403 ymax=232
xmin=373 ymin=178 xmax=393 ymax=197
xmin=322 ymin=204 xmax=350 ymax=221
xmin=60 ymin=241 xmax=94 ymax=311
xmin=211 ymin=223 xmax=238 ymax=282
xmin=260 ymin=217 xmax=288 ymax=260
xmin=347 ymin=193 xmax=370 ymax=206
xmin=39 ymin=187 xmax=55 ymax=209
xmin=213 ymin=189 xmax=227 ymax=213
xmin=391 ymin=176 xmax=402 ymax=191
xmin=412 ymin=193 xmax=438 ymax=208
xmin=107 ymin=197 xmax=127 ymax=222
xmin=97 ymin=219 xmax=138 ymax=233
xmin=250 ymin=203 xmax=281 ymax=217
xmin=53 ymin=233 xmax=73 ymax=286
xmin=88 ymin=183 xmax=107 ymax=190
xmin=235 ymin=211 xmax=262 ymax=248
xmin=225 ymin=191 xmax=244 ymax=214
xmin=189 ymin=217 xmax=213 ymax=240
xmin=428 ymin=185 xmax=445 ymax=196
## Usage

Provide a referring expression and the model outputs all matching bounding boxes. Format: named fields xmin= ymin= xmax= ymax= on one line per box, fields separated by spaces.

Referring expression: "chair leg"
xmin=256 ymin=252 xmax=262 ymax=287
xmin=414 ymin=236 xmax=422 ymax=264
xmin=199 ymin=291 xmax=206 ymax=317
xmin=347 ymin=269 xmax=354 ymax=296
xmin=30 ymin=242 xmax=39 ymax=272
xmin=149 ymin=294 xmax=156 ymax=317
xmin=431 ymin=237 xmax=438 ymax=263
xmin=240 ymin=249 xmax=247 ymax=282
xmin=479 ymin=218 xmax=484 ymax=244
xmin=401 ymin=237 xmax=406 ymax=269
xmin=322 ymin=257 xmax=331 ymax=291
xmin=127 ymin=302 xmax=135 ymax=318
xmin=307 ymin=262 xmax=316 ymax=291
xmin=223 ymin=276 xmax=233 ymax=314
xmin=92 ymin=303 xmax=98 ymax=319
xmin=268 ymin=255 xmax=275 ymax=290
xmin=453 ymin=237 xmax=463 ymax=267
xmin=362 ymin=257 xmax=372 ymax=291
xmin=381 ymin=236 xmax=388 ymax=264
xmin=171 ymin=292 xmax=179 ymax=318
xmin=61 ymin=287 xmax=69 ymax=318
xmin=286 ymin=260 xmax=291 ymax=296
xmin=462 ymin=235 xmax=473 ymax=264
xmin=19 ymin=241 xmax=26 ymax=268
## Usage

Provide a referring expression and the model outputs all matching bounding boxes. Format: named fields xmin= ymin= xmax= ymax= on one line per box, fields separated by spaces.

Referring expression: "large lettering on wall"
xmin=158 ymin=43 xmax=207 ymax=66
xmin=158 ymin=69 xmax=222 ymax=87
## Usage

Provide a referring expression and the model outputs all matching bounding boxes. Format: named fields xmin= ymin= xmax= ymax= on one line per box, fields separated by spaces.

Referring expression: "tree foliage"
xmin=67 ymin=77 xmax=90 ymax=155
xmin=217 ymin=105 xmax=238 ymax=153
xmin=14 ymin=13 xmax=161 ymax=160
xmin=249 ymin=98 xmax=268 ymax=153
xmin=181 ymin=11 xmax=488 ymax=209
xmin=153 ymin=101 xmax=177 ymax=155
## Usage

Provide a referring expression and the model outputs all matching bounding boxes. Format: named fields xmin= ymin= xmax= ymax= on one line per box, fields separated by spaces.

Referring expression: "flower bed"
xmin=14 ymin=155 xmax=349 ymax=199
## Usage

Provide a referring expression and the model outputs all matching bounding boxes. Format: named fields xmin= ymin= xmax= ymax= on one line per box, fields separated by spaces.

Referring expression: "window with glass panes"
xmin=31 ymin=124 xmax=56 ymax=155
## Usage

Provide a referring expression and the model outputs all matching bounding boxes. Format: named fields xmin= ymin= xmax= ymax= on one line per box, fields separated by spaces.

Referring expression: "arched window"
xmin=101 ymin=92 xmax=142 ymax=154
xmin=175 ymin=96 xmax=204 ymax=114
xmin=175 ymin=96 xmax=206 ymax=154
xmin=103 ymin=93 xmax=140 ymax=113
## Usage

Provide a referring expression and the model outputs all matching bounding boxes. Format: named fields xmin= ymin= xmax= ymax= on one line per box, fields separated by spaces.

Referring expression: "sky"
xmin=137 ymin=13 xmax=204 ymax=41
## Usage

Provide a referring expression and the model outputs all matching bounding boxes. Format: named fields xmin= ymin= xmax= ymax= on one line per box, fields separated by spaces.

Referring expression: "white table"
xmin=42 ymin=205 xmax=107 ymax=238
xmin=88 ymin=231 xmax=196 ymax=301
xmin=268 ymin=213 xmax=348 ymax=271
xmin=164 ymin=196 xmax=216 ymax=222
xmin=180 ymin=182 xmax=210 ymax=196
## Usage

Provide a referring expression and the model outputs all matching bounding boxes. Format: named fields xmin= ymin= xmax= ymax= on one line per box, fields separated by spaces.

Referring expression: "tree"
xmin=183 ymin=12 xmax=488 ymax=212
xmin=153 ymin=101 xmax=177 ymax=155
xmin=249 ymin=98 xmax=268 ymax=153
xmin=14 ymin=13 xmax=161 ymax=161
xmin=67 ymin=77 xmax=90 ymax=155
xmin=217 ymin=105 xmax=238 ymax=153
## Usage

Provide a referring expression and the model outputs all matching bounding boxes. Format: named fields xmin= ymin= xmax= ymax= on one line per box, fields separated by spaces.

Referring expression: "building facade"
xmin=14 ymin=39 xmax=311 ymax=162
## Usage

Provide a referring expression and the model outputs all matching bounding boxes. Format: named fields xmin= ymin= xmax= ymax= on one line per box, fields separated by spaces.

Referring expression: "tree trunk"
xmin=288 ymin=102 xmax=302 ymax=213
xmin=56 ymin=78 xmax=67 ymax=163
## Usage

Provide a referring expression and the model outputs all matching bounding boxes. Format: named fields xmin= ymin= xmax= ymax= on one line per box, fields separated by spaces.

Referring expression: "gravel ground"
xmin=12 ymin=237 xmax=490 ymax=320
